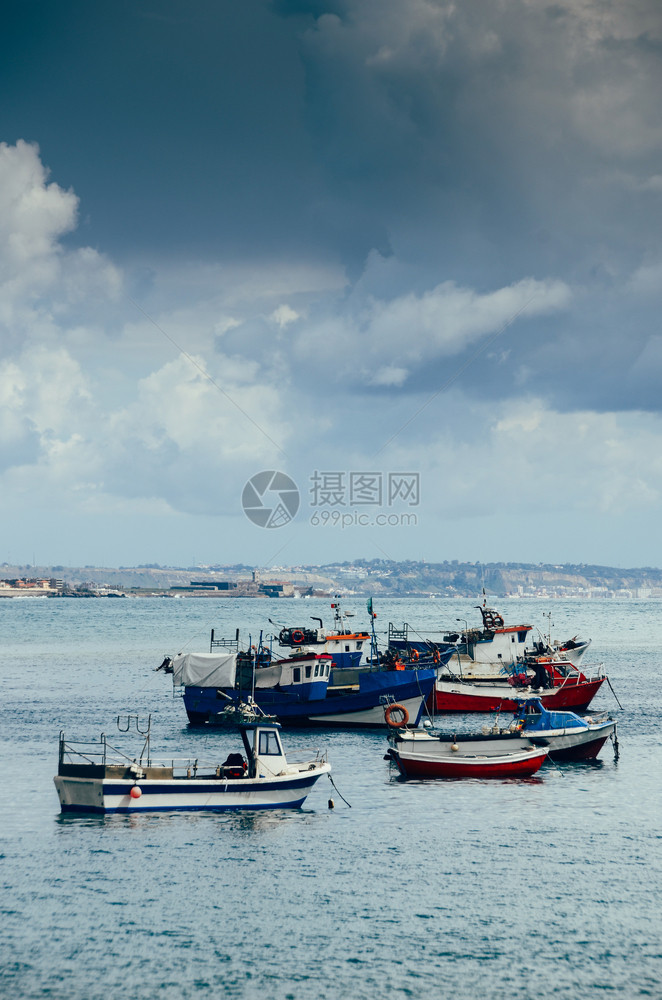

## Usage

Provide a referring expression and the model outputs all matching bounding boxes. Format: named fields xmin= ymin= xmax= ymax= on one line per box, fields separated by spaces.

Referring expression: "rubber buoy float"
xmin=130 ymin=785 xmax=142 ymax=799
xmin=384 ymin=703 xmax=409 ymax=728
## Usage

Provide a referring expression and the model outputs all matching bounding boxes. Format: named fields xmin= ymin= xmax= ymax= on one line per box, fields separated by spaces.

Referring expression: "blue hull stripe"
xmin=101 ymin=777 xmax=321 ymax=795
xmin=61 ymin=799 xmax=309 ymax=814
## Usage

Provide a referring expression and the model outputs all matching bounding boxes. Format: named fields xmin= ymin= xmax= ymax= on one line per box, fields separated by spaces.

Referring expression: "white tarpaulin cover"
xmin=253 ymin=663 xmax=283 ymax=688
xmin=172 ymin=652 xmax=237 ymax=688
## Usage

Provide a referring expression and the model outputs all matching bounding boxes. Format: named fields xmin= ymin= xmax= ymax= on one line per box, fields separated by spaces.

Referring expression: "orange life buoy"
xmin=291 ymin=630 xmax=305 ymax=644
xmin=384 ymin=703 xmax=409 ymax=728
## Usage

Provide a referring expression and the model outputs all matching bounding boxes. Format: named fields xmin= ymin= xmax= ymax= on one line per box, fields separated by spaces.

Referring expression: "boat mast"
xmin=367 ymin=596 xmax=378 ymax=664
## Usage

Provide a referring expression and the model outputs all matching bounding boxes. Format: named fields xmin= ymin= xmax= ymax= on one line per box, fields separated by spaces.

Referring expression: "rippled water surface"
xmin=1 ymin=596 xmax=661 ymax=999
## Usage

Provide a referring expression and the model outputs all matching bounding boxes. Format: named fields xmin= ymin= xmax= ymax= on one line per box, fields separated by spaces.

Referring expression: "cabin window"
xmin=258 ymin=731 xmax=281 ymax=756
xmin=511 ymin=636 xmax=515 ymax=643
xmin=325 ymin=663 xmax=330 ymax=676
xmin=314 ymin=663 xmax=319 ymax=677
xmin=518 ymin=631 xmax=527 ymax=643
xmin=305 ymin=665 xmax=312 ymax=679
xmin=293 ymin=667 xmax=301 ymax=683
xmin=357 ymin=642 xmax=363 ymax=649
xmin=345 ymin=645 xmax=350 ymax=652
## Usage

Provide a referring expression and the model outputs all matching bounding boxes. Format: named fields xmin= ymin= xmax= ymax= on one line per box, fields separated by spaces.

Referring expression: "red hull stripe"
xmin=434 ymin=678 xmax=604 ymax=713
xmin=325 ymin=634 xmax=369 ymax=642
xmin=398 ymin=752 xmax=546 ymax=779
xmin=491 ymin=626 xmax=533 ymax=634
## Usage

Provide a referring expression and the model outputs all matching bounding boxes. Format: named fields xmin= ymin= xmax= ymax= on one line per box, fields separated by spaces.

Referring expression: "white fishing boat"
xmin=389 ymin=601 xmax=591 ymax=680
xmin=54 ymin=716 xmax=330 ymax=813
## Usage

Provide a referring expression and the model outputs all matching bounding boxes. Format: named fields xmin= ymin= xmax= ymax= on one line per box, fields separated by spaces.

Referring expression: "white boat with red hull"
xmin=387 ymin=699 xmax=617 ymax=763
xmin=385 ymin=742 xmax=547 ymax=779
xmin=433 ymin=667 xmax=605 ymax=713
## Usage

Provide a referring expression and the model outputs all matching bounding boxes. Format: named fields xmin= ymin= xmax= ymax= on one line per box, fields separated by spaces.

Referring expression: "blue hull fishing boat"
xmin=172 ymin=648 xmax=436 ymax=728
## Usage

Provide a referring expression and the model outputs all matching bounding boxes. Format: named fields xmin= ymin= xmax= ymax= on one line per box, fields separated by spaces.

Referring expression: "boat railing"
xmin=59 ymin=733 xmax=155 ymax=768
xmin=58 ymin=734 xmax=111 ymax=767
xmin=572 ymin=660 xmax=605 ymax=674
xmin=58 ymin=733 xmax=327 ymax=777
xmin=583 ymin=710 xmax=612 ymax=723
xmin=282 ymin=748 xmax=328 ymax=766
xmin=388 ymin=622 xmax=410 ymax=643
xmin=58 ymin=735 xmax=255 ymax=776
xmin=210 ymin=628 xmax=240 ymax=653
xmin=556 ymin=660 xmax=605 ymax=682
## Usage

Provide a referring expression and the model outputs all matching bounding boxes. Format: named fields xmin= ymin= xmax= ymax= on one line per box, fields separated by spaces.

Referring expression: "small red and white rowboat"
xmin=385 ymin=743 xmax=547 ymax=779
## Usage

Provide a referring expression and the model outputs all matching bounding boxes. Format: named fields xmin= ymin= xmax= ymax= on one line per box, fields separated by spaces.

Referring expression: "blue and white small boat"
xmin=54 ymin=717 xmax=330 ymax=813
xmin=512 ymin=699 xmax=617 ymax=760
xmin=388 ymin=698 xmax=617 ymax=763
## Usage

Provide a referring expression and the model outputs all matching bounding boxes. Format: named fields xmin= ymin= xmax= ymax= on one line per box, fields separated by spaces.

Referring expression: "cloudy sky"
xmin=2 ymin=0 xmax=662 ymax=569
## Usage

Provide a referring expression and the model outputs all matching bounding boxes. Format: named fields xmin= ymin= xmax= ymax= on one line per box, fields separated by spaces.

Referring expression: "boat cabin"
xmin=513 ymin=699 xmax=587 ymax=733
xmin=277 ymin=602 xmax=370 ymax=669
xmin=239 ymin=722 xmax=288 ymax=778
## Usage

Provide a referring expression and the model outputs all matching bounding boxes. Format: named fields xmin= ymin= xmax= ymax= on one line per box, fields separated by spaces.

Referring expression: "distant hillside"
xmin=319 ymin=559 xmax=662 ymax=598
xmin=2 ymin=559 xmax=662 ymax=598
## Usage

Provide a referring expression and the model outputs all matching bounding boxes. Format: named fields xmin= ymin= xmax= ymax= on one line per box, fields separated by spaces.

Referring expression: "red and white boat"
xmin=417 ymin=601 xmax=605 ymax=713
xmin=385 ymin=742 xmax=547 ymax=779
xmin=433 ymin=663 xmax=606 ymax=714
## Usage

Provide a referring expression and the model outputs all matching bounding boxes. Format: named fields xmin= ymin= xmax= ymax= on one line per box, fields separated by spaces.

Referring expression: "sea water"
xmin=1 ymin=596 xmax=660 ymax=999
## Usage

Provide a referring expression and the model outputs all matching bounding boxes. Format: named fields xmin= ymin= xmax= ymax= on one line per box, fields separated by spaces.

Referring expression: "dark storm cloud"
xmin=1 ymin=1 xmax=325 ymax=258
xmin=4 ymin=1 xmax=660 ymax=273
xmin=274 ymin=0 xmax=662 ymax=414
xmin=3 ymin=0 xmax=662 ymax=420
xmin=288 ymin=1 xmax=662 ymax=275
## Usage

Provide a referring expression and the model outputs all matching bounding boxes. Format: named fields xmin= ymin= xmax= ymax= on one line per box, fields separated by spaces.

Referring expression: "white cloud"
xmin=381 ymin=397 xmax=662 ymax=520
xmin=629 ymin=261 xmax=662 ymax=296
xmin=270 ymin=304 xmax=300 ymax=329
xmin=294 ymin=273 xmax=571 ymax=379
xmin=0 ymin=345 xmax=91 ymax=442
xmin=0 ymin=137 xmax=658 ymax=562
xmin=0 ymin=139 xmax=77 ymax=271
xmin=0 ymin=141 xmax=122 ymax=349
xmin=370 ymin=365 xmax=409 ymax=387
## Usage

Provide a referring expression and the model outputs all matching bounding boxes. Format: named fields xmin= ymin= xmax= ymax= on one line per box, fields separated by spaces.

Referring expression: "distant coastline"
xmin=2 ymin=559 xmax=661 ymax=600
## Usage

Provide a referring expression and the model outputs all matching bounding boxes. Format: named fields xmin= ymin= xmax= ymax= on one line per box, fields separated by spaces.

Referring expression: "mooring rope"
xmin=327 ymin=773 xmax=351 ymax=807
